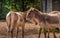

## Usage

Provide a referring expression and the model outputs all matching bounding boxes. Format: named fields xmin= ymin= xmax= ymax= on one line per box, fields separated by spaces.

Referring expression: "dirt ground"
xmin=0 ymin=21 xmax=60 ymax=38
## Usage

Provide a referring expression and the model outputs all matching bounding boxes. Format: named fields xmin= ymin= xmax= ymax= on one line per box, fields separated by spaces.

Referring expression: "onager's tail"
xmin=6 ymin=12 xmax=15 ymax=32
xmin=6 ymin=12 xmax=12 ymax=38
xmin=6 ymin=11 xmax=17 ymax=38
xmin=6 ymin=13 xmax=11 ymax=32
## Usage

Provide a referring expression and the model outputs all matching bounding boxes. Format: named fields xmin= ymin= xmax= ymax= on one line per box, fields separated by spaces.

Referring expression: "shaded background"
xmin=0 ymin=0 xmax=41 ymax=20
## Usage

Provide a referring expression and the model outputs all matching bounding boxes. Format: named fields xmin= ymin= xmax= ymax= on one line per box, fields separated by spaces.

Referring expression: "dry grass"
xmin=0 ymin=21 xmax=60 ymax=38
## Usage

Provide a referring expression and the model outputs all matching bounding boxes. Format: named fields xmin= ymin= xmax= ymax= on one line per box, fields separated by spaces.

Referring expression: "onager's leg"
xmin=47 ymin=25 xmax=49 ymax=38
xmin=6 ymin=13 xmax=11 ymax=38
xmin=44 ymin=19 xmax=47 ymax=38
xmin=38 ymin=27 xmax=42 ymax=38
xmin=7 ymin=23 xmax=11 ymax=38
xmin=10 ymin=13 xmax=15 ymax=38
xmin=7 ymin=22 xmax=11 ymax=38
xmin=53 ymin=31 xmax=56 ymax=38
xmin=47 ymin=29 xmax=49 ymax=38
xmin=52 ymin=15 xmax=60 ymax=38
xmin=11 ymin=23 xmax=15 ymax=38
xmin=22 ymin=25 xmax=25 ymax=38
xmin=38 ymin=18 xmax=47 ymax=38
xmin=16 ymin=27 xmax=19 ymax=38
xmin=44 ymin=28 xmax=46 ymax=38
xmin=8 ymin=23 xmax=11 ymax=33
xmin=6 ymin=15 xmax=11 ymax=38
xmin=11 ymin=29 xmax=14 ymax=38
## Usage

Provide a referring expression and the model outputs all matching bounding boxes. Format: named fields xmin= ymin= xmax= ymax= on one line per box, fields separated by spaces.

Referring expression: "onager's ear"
xmin=26 ymin=8 xmax=35 ymax=21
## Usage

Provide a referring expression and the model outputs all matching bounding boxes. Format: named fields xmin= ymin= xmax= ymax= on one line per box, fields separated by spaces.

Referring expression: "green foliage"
xmin=0 ymin=7 xmax=9 ymax=20
xmin=0 ymin=0 xmax=41 ymax=19
xmin=24 ymin=0 xmax=41 ymax=11
xmin=54 ymin=28 xmax=60 ymax=33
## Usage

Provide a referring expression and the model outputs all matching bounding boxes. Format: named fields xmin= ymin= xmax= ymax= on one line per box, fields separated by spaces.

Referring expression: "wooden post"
xmin=47 ymin=0 xmax=52 ymax=13
xmin=42 ymin=0 xmax=46 ymax=12
xmin=40 ymin=0 xmax=47 ymax=13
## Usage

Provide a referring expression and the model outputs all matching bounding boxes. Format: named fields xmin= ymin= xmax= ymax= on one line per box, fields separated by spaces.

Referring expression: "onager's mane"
xmin=26 ymin=7 xmax=43 ymax=25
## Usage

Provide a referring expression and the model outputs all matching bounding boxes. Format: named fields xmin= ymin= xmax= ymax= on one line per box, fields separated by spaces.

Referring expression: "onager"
xmin=6 ymin=11 xmax=25 ymax=38
xmin=26 ymin=7 xmax=48 ymax=38
xmin=26 ymin=7 xmax=41 ymax=25
xmin=26 ymin=8 xmax=60 ymax=38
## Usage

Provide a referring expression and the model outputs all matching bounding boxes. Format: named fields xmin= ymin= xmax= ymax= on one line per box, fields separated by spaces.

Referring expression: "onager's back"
xmin=49 ymin=11 xmax=60 ymax=14
xmin=6 ymin=11 xmax=25 ymax=38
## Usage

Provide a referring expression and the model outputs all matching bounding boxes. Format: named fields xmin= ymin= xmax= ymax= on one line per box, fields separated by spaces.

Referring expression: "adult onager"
xmin=6 ymin=11 xmax=25 ymax=38
xmin=26 ymin=8 xmax=48 ymax=38
xmin=26 ymin=7 xmax=41 ymax=25
xmin=26 ymin=8 xmax=60 ymax=38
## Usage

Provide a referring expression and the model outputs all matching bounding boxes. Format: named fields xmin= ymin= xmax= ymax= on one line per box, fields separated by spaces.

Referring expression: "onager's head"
xmin=26 ymin=7 xmax=42 ymax=20
xmin=26 ymin=7 xmax=43 ymax=25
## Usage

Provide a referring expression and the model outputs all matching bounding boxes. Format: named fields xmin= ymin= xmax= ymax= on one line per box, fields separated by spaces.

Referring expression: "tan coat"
xmin=6 ymin=11 xmax=25 ymax=32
